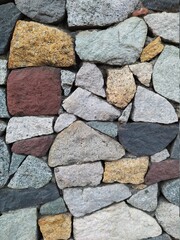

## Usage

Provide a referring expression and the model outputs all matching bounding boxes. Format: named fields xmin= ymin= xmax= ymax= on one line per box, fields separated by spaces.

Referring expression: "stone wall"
xmin=0 ymin=1 xmax=179 ymax=240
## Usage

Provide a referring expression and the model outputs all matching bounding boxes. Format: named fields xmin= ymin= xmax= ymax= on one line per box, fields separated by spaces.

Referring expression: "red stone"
xmin=11 ymin=135 xmax=55 ymax=157
xmin=132 ymin=8 xmax=149 ymax=17
xmin=7 ymin=67 xmax=61 ymax=116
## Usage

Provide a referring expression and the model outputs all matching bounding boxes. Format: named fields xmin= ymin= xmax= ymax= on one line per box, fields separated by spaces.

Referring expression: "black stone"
xmin=118 ymin=123 xmax=179 ymax=156
xmin=0 ymin=0 xmax=13 ymax=5
xmin=141 ymin=0 xmax=179 ymax=12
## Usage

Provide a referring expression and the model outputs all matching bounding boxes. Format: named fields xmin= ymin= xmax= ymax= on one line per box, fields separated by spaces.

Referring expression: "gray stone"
xmin=61 ymin=70 xmax=76 ymax=96
xmin=153 ymin=45 xmax=180 ymax=103
xmin=142 ymin=0 xmax=179 ymax=12
xmin=0 ymin=58 xmax=7 ymax=85
xmin=8 ymin=155 xmax=52 ymax=189
xmin=0 ymin=208 xmax=37 ymax=240
xmin=40 ymin=198 xmax=67 ymax=215
xmin=9 ymin=153 xmax=26 ymax=176
xmin=63 ymin=88 xmax=120 ymax=121
xmin=75 ymin=62 xmax=105 ymax=97
xmin=0 ymin=138 xmax=10 ymax=188
xmin=118 ymin=103 xmax=132 ymax=123
xmin=74 ymin=202 xmax=162 ymax=240
xmin=143 ymin=233 xmax=172 ymax=240
xmin=55 ymin=162 xmax=103 ymax=189
xmin=151 ymin=149 xmax=170 ymax=163
xmin=75 ymin=17 xmax=147 ymax=65
xmin=170 ymin=132 xmax=179 ymax=160
xmin=131 ymin=86 xmax=178 ymax=124
xmin=63 ymin=184 xmax=131 ymax=217
xmin=161 ymin=179 xmax=179 ymax=206
xmin=54 ymin=113 xmax=77 ymax=133
xmin=0 ymin=120 xmax=7 ymax=136
xmin=49 ymin=121 xmax=125 ymax=167
xmin=0 ymin=88 xmax=10 ymax=118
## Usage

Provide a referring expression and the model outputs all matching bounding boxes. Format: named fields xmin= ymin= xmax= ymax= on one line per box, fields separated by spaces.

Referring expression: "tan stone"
xmin=140 ymin=37 xmax=164 ymax=62
xmin=8 ymin=21 xmax=75 ymax=69
xmin=103 ymin=157 xmax=149 ymax=184
xmin=38 ymin=214 xmax=72 ymax=240
xmin=106 ymin=66 xmax=136 ymax=108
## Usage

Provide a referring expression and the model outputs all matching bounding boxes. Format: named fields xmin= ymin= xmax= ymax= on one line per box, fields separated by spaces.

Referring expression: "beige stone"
xmin=103 ymin=157 xmax=149 ymax=184
xmin=106 ymin=66 xmax=136 ymax=108
xmin=8 ymin=21 xmax=75 ymax=69
xmin=38 ymin=214 xmax=72 ymax=240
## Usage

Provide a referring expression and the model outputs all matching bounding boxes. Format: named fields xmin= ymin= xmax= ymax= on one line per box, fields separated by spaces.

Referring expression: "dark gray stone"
xmin=141 ymin=0 xmax=179 ymax=12
xmin=40 ymin=197 xmax=67 ymax=215
xmin=142 ymin=233 xmax=172 ymax=240
xmin=170 ymin=132 xmax=179 ymax=160
xmin=161 ymin=179 xmax=179 ymax=206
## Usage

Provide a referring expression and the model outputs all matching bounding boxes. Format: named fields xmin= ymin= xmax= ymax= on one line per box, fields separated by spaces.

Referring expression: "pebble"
xmin=61 ymin=70 xmax=76 ymax=96
xmin=118 ymin=103 xmax=132 ymax=123
xmin=0 ymin=88 xmax=10 ymax=118
xmin=0 ymin=58 xmax=8 ymax=85
xmin=170 ymin=132 xmax=179 ymax=160
xmin=0 ymin=138 xmax=10 ymax=188
xmin=40 ymin=198 xmax=67 ymax=215
xmin=141 ymin=0 xmax=179 ymax=12
xmin=151 ymin=149 xmax=170 ymax=163
xmin=0 ymin=120 xmax=7 ymax=136
xmin=9 ymin=153 xmax=26 ymax=176
xmin=161 ymin=179 xmax=179 ymax=206
xmin=54 ymin=113 xmax=77 ymax=133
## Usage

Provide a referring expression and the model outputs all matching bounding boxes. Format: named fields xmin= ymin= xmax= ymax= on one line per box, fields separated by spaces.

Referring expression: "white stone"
xmin=151 ymin=149 xmax=170 ymax=163
xmin=118 ymin=103 xmax=132 ymax=123
xmin=0 ymin=58 xmax=7 ymax=85
xmin=61 ymin=70 xmax=76 ymax=96
xmin=54 ymin=113 xmax=77 ymax=133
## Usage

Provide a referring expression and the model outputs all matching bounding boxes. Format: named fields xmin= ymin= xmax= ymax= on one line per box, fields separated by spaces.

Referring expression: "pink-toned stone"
xmin=132 ymin=8 xmax=149 ymax=17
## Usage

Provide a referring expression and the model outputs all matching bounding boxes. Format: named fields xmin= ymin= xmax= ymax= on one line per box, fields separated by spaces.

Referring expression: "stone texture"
xmin=7 ymin=67 xmax=61 ymax=116
xmin=40 ymin=198 xmax=67 ymax=215
xmin=143 ymin=233 xmax=172 ymax=240
xmin=0 ymin=58 xmax=8 ymax=85
xmin=132 ymin=7 xmax=149 ymax=17
xmin=63 ymin=88 xmax=120 ymax=121
xmin=0 ymin=208 xmax=37 ymax=240
xmin=0 ymin=88 xmax=10 ymax=118
xmin=63 ymin=184 xmax=131 ymax=217
xmin=0 ymin=120 xmax=7 ymax=136
xmin=38 ymin=214 xmax=71 ymax=240
xmin=103 ymin=157 xmax=149 ymax=184
xmin=61 ymin=70 xmax=76 ymax=96
xmin=118 ymin=123 xmax=179 ymax=156
xmin=74 ymin=202 xmax=162 ymax=240
xmin=54 ymin=113 xmax=77 ymax=133
xmin=8 ymin=155 xmax=52 ymax=189
xmin=106 ymin=66 xmax=136 ymax=108
xmin=49 ymin=121 xmax=125 ymax=167
xmin=55 ymin=162 xmax=103 ymax=189
xmin=145 ymin=160 xmax=179 ymax=185
xmin=8 ymin=20 xmax=75 ymax=68
xmin=75 ymin=62 xmax=105 ymax=97
xmin=142 ymin=0 xmax=179 ymax=12
xmin=161 ymin=179 xmax=179 ymax=206
xmin=0 ymin=138 xmax=10 ymax=188
xmin=131 ymin=86 xmax=178 ymax=124
xmin=9 ymin=153 xmax=26 ymax=176
xmin=151 ymin=149 xmax=170 ymax=163
xmin=170 ymin=133 xmax=179 ymax=160
xmin=6 ymin=116 xmax=54 ymax=144
xmin=75 ymin=17 xmax=147 ymax=65
xmin=118 ymin=103 xmax=132 ymax=123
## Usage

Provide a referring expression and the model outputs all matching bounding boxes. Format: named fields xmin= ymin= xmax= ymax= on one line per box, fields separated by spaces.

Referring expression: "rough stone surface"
xmin=8 ymin=155 xmax=52 ymax=189
xmin=0 ymin=59 xmax=8 ymax=85
xmin=63 ymin=88 xmax=120 ymax=121
xmin=132 ymin=7 xmax=149 ymax=17
xmin=75 ymin=17 xmax=147 ymax=65
xmin=8 ymin=20 xmax=75 ymax=68
xmin=143 ymin=233 xmax=172 ymax=240
xmin=106 ymin=66 xmax=136 ymax=108
xmin=170 ymin=133 xmax=179 ymax=160
xmin=0 ymin=138 xmax=10 ymax=188
xmin=55 ymin=162 xmax=103 ymax=189
xmin=118 ymin=103 xmax=132 ymax=123
xmin=54 ymin=113 xmax=77 ymax=133
xmin=0 ymin=120 xmax=7 ymax=136
xmin=103 ymin=157 xmax=149 ymax=184
xmin=74 ymin=202 xmax=162 ymax=240
xmin=151 ymin=149 xmax=170 ymax=163
xmin=7 ymin=67 xmax=61 ymax=116
xmin=142 ymin=0 xmax=179 ymax=12
xmin=49 ymin=121 xmax=125 ymax=167
xmin=40 ymin=198 xmax=67 ymax=215
xmin=61 ymin=70 xmax=76 ymax=96
xmin=0 ymin=88 xmax=10 ymax=118
xmin=161 ymin=179 xmax=179 ymax=206
xmin=9 ymin=153 xmax=26 ymax=176
xmin=118 ymin=123 xmax=179 ymax=156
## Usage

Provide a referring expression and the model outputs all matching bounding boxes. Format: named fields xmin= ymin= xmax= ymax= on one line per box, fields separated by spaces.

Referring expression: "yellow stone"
xmin=38 ymin=214 xmax=72 ymax=240
xmin=103 ymin=157 xmax=149 ymax=184
xmin=140 ymin=37 xmax=164 ymax=62
xmin=8 ymin=21 xmax=75 ymax=69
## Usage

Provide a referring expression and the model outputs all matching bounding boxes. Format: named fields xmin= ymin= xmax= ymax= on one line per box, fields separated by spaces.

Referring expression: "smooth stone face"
xmin=143 ymin=233 xmax=172 ymax=240
xmin=170 ymin=133 xmax=179 ymax=160
xmin=0 ymin=138 xmax=10 ymax=188
xmin=49 ymin=121 xmax=125 ymax=167
xmin=54 ymin=113 xmax=77 ymax=133
xmin=61 ymin=70 xmax=76 ymax=96
xmin=74 ymin=202 xmax=162 ymax=240
xmin=161 ymin=179 xmax=179 ymax=206
xmin=40 ymin=198 xmax=67 ymax=215
xmin=118 ymin=123 xmax=179 ymax=156
xmin=151 ymin=149 xmax=170 ymax=163
xmin=63 ymin=184 xmax=131 ymax=217
xmin=75 ymin=17 xmax=147 ymax=65
xmin=0 ymin=120 xmax=7 ymax=136
xmin=63 ymin=88 xmax=120 ymax=121
xmin=142 ymin=0 xmax=179 ymax=13
xmin=118 ymin=103 xmax=132 ymax=123
xmin=0 ymin=88 xmax=10 ymax=118
xmin=0 ymin=59 xmax=7 ymax=85
xmin=9 ymin=153 xmax=26 ymax=176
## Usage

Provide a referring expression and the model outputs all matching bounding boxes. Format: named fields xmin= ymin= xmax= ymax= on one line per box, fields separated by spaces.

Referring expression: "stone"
xmin=118 ymin=123 xmax=179 ymax=156
xmin=0 ymin=88 xmax=10 ymax=118
xmin=0 ymin=138 xmax=10 ymax=188
xmin=0 ymin=58 xmax=8 ymax=85
xmin=55 ymin=162 xmax=103 ymax=189
xmin=170 ymin=133 xmax=179 ymax=160
xmin=54 ymin=113 xmax=77 ymax=133
xmin=103 ymin=157 xmax=149 ymax=184
xmin=49 ymin=121 xmax=125 ymax=167
xmin=127 ymin=184 xmax=158 ymax=212
xmin=7 ymin=67 xmax=61 ymax=116
xmin=11 ymin=135 xmax=55 ymax=157
xmin=61 ymin=70 xmax=76 ymax=96
xmin=9 ymin=153 xmax=26 ymax=176
xmin=143 ymin=233 xmax=172 ymax=240
xmin=118 ymin=103 xmax=132 ymax=123
xmin=151 ymin=149 xmax=170 ymax=163
xmin=144 ymin=13 xmax=179 ymax=44
xmin=63 ymin=88 xmax=120 ymax=121
xmin=142 ymin=0 xmax=179 ymax=13
xmin=132 ymin=7 xmax=149 ymax=17
xmin=145 ymin=160 xmax=179 ymax=185
xmin=75 ymin=17 xmax=147 ymax=65
xmin=106 ymin=66 xmax=136 ymax=108
xmin=161 ymin=179 xmax=179 ymax=206
xmin=155 ymin=199 xmax=179 ymax=239
xmin=40 ymin=198 xmax=67 ymax=215
xmin=8 ymin=155 xmax=52 ymax=189
xmin=0 ymin=3 xmax=22 ymax=54
xmin=15 ymin=0 xmax=66 ymax=24
xmin=75 ymin=62 xmax=105 ymax=97
xmin=0 ymin=120 xmax=7 ymax=136
xmin=38 ymin=214 xmax=71 ymax=240
xmin=63 ymin=184 xmax=131 ymax=217
xmin=140 ymin=37 xmax=164 ymax=62
xmin=6 ymin=116 xmax=54 ymax=143
xmin=74 ymin=202 xmax=162 ymax=240
xmin=131 ymin=86 xmax=178 ymax=124
xmin=8 ymin=20 xmax=75 ymax=68
xmin=0 ymin=208 xmax=37 ymax=240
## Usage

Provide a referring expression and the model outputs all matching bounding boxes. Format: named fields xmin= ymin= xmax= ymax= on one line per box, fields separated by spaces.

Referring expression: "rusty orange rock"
xmin=132 ymin=8 xmax=149 ymax=17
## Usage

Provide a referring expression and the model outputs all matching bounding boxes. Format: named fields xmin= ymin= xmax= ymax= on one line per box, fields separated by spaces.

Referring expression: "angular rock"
xmin=9 ymin=153 xmax=26 ymax=176
xmin=75 ymin=17 xmax=147 ymax=65
xmin=6 ymin=116 xmax=54 ymax=143
xmin=0 ymin=120 xmax=7 ymax=136
xmin=161 ymin=179 xmax=179 ymax=206
xmin=0 ymin=138 xmax=10 ymax=188
xmin=142 ymin=0 xmax=179 ymax=13
xmin=63 ymin=88 xmax=120 ymax=121
xmin=61 ymin=70 xmax=76 ymax=96
xmin=8 ymin=20 xmax=75 ymax=68
xmin=40 ymin=198 xmax=67 ymax=215
xmin=54 ymin=113 xmax=77 ymax=133
xmin=7 ymin=67 xmax=61 ymax=116
xmin=0 ymin=88 xmax=10 ymax=118
xmin=170 ymin=133 xmax=179 ymax=160
xmin=8 ymin=155 xmax=52 ymax=189
xmin=151 ymin=149 xmax=170 ymax=163
xmin=143 ymin=233 xmax=172 ymax=240
xmin=118 ymin=103 xmax=132 ymax=123
xmin=49 ymin=121 xmax=125 ymax=167
xmin=74 ymin=202 xmax=162 ymax=240
xmin=118 ymin=123 xmax=179 ymax=156
xmin=103 ymin=157 xmax=149 ymax=184
xmin=55 ymin=162 xmax=103 ymax=189
xmin=0 ymin=58 xmax=8 ymax=85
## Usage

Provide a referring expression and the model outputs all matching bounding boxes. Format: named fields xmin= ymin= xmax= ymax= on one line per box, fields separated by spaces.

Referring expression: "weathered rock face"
xmin=0 ymin=59 xmax=8 ymax=85
xmin=161 ymin=179 xmax=179 ymax=206
xmin=0 ymin=138 xmax=10 ymax=188
xmin=141 ymin=0 xmax=179 ymax=12
xmin=0 ymin=88 xmax=10 ymax=118
xmin=40 ymin=198 xmax=67 ymax=216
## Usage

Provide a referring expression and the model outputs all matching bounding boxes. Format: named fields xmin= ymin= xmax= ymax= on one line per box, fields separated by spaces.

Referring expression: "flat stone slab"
xmin=142 ymin=0 xmax=179 ymax=12
xmin=161 ymin=179 xmax=179 ymax=206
